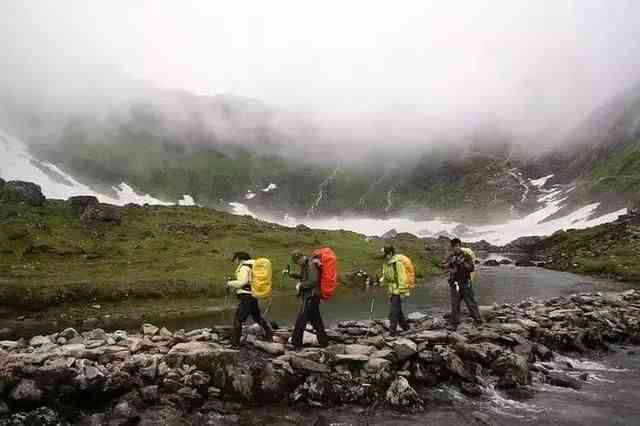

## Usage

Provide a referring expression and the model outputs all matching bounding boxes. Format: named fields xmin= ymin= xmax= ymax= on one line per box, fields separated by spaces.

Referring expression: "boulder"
xmin=545 ymin=371 xmax=583 ymax=390
xmin=10 ymin=379 xmax=43 ymax=403
xmin=28 ymin=335 xmax=51 ymax=347
xmin=515 ymin=260 xmax=536 ymax=267
xmin=365 ymin=358 xmax=391 ymax=372
xmin=385 ymin=377 xmax=421 ymax=408
xmin=140 ymin=385 xmax=161 ymax=404
xmin=142 ymin=324 xmax=160 ymax=336
xmin=499 ymin=259 xmax=513 ymax=265
xmin=393 ymin=338 xmax=417 ymax=361
xmin=483 ymin=259 xmax=500 ymax=267
xmin=493 ymin=353 xmax=530 ymax=388
xmin=381 ymin=229 xmax=399 ymax=239
xmin=164 ymin=342 xmax=235 ymax=372
xmin=80 ymin=204 xmax=122 ymax=226
xmin=68 ymin=195 xmax=98 ymax=214
xmin=1 ymin=181 xmax=45 ymax=206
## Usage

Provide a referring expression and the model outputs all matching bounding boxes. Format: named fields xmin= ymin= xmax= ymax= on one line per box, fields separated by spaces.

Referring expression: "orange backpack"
xmin=312 ymin=247 xmax=338 ymax=301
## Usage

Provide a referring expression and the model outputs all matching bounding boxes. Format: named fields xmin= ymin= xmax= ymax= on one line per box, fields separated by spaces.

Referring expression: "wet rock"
xmin=28 ymin=335 xmax=51 ymax=347
xmin=10 ymin=379 xmax=43 ymax=403
xmin=545 ymin=371 xmax=583 ymax=390
xmin=460 ymin=382 xmax=483 ymax=397
xmin=393 ymin=338 xmax=417 ymax=361
xmin=112 ymin=400 xmax=140 ymax=423
xmin=385 ymin=376 xmax=421 ymax=408
xmin=483 ymin=259 xmax=500 ymax=266
xmin=515 ymin=259 xmax=536 ymax=267
xmin=493 ymin=353 xmax=530 ymax=388
xmin=499 ymin=259 xmax=513 ymax=265
xmin=334 ymin=354 xmax=369 ymax=364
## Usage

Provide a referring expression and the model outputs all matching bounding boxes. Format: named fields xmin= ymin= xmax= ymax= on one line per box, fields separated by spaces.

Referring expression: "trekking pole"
xmin=368 ymin=294 xmax=376 ymax=336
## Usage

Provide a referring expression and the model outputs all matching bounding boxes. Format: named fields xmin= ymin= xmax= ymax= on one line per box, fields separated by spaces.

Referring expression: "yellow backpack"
xmin=249 ymin=258 xmax=272 ymax=299
xmin=397 ymin=254 xmax=416 ymax=289
xmin=460 ymin=248 xmax=478 ymax=283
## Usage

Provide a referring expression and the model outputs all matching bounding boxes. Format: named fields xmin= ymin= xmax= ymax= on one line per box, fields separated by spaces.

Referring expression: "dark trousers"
xmin=389 ymin=295 xmax=409 ymax=334
xmin=291 ymin=295 xmax=328 ymax=348
xmin=450 ymin=283 xmax=483 ymax=325
xmin=231 ymin=294 xmax=273 ymax=346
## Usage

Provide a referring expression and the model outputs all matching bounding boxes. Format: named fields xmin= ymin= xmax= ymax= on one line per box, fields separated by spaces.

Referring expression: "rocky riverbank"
xmin=1 ymin=290 xmax=640 ymax=425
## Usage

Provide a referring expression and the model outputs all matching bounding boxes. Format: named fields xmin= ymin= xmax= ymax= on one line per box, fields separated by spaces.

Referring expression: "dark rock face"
xmin=80 ymin=204 xmax=122 ymax=226
xmin=0 ymin=181 xmax=45 ymax=206
xmin=499 ymin=259 xmax=513 ymax=265
xmin=515 ymin=260 xmax=536 ymax=267
xmin=0 ymin=290 xmax=639 ymax=420
xmin=68 ymin=195 xmax=99 ymax=215
xmin=381 ymin=229 xmax=398 ymax=239
xmin=483 ymin=259 xmax=500 ymax=266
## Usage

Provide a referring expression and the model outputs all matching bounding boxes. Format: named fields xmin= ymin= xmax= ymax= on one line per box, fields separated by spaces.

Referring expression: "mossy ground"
xmin=0 ymin=199 xmax=441 ymax=311
xmin=539 ymin=219 xmax=640 ymax=282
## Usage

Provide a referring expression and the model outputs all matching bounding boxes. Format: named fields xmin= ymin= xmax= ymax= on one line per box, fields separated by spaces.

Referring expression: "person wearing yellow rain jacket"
xmin=380 ymin=245 xmax=410 ymax=336
xmin=227 ymin=252 xmax=273 ymax=347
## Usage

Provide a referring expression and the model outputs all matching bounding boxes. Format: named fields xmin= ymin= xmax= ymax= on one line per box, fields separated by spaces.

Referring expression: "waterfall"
xmin=306 ymin=166 xmax=339 ymax=218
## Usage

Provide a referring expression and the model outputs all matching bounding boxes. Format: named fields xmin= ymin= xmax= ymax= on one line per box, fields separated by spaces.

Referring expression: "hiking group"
xmin=226 ymin=238 xmax=483 ymax=349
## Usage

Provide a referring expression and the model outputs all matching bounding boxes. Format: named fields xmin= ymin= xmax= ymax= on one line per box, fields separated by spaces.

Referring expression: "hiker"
xmin=284 ymin=250 xmax=329 ymax=348
xmin=227 ymin=251 xmax=273 ymax=347
xmin=443 ymin=238 xmax=483 ymax=329
xmin=380 ymin=245 xmax=410 ymax=336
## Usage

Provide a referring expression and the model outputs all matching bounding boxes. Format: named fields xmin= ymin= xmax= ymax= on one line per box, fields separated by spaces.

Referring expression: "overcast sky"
xmin=2 ymin=1 xmax=640 ymax=143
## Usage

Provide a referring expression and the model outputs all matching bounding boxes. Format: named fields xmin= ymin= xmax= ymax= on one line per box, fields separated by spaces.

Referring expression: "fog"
xmin=2 ymin=0 xmax=640 ymax=154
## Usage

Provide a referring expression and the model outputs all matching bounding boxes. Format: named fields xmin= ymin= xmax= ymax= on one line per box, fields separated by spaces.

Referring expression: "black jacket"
xmin=290 ymin=256 xmax=321 ymax=299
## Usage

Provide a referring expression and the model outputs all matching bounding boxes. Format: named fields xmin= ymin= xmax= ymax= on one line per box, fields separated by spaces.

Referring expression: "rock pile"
xmin=1 ymin=290 xmax=639 ymax=423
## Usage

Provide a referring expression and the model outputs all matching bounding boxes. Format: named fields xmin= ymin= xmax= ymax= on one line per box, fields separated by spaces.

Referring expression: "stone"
xmin=483 ymin=259 xmax=500 ymax=266
xmin=68 ymin=195 xmax=99 ymax=214
xmin=140 ymin=385 xmax=160 ymax=404
xmin=516 ymin=319 xmax=540 ymax=330
xmin=493 ymin=353 xmax=530 ymax=388
xmin=81 ymin=204 xmax=122 ymax=226
xmin=365 ymin=358 xmax=391 ymax=372
xmin=253 ymin=340 xmax=285 ymax=356
xmin=159 ymin=327 xmax=173 ymax=338
xmin=546 ymin=371 xmax=583 ymax=390
xmin=407 ymin=312 xmax=427 ymax=322
xmin=393 ymin=338 xmax=417 ymax=361
xmin=334 ymin=354 xmax=369 ymax=363
xmin=28 ymin=335 xmax=51 ymax=347
xmin=112 ymin=400 xmax=139 ymax=422
xmin=142 ymin=323 xmax=160 ymax=336
xmin=10 ymin=379 xmax=43 ymax=403
xmin=344 ymin=344 xmax=374 ymax=356
xmin=385 ymin=377 xmax=421 ymax=408
xmin=290 ymin=356 xmax=330 ymax=374
xmin=1 ymin=180 xmax=45 ymax=206
xmin=371 ymin=349 xmax=394 ymax=359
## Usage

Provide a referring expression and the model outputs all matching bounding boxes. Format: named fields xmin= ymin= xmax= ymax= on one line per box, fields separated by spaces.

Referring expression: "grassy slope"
xmin=587 ymin=138 xmax=640 ymax=204
xmin=0 ymin=199 xmax=441 ymax=311
xmin=537 ymin=218 xmax=640 ymax=282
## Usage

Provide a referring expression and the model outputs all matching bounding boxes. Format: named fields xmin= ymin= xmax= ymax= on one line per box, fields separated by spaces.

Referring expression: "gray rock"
xmin=334 ymin=354 xmax=369 ymax=363
xmin=386 ymin=377 xmax=421 ymax=408
xmin=344 ymin=344 xmax=374 ymax=356
xmin=365 ymin=358 xmax=391 ymax=372
xmin=142 ymin=323 xmax=160 ymax=336
xmin=393 ymin=338 xmax=417 ymax=361
xmin=253 ymin=340 xmax=285 ymax=356
xmin=10 ymin=379 xmax=43 ymax=403
xmin=546 ymin=371 xmax=583 ymax=390
xmin=0 ymin=400 xmax=8 ymax=415
xmin=28 ymin=335 xmax=51 ymax=347
xmin=68 ymin=195 xmax=98 ymax=214
xmin=407 ymin=312 xmax=427 ymax=322
xmin=140 ymin=385 xmax=160 ymax=404
xmin=1 ymin=181 xmax=45 ymax=206
xmin=290 ymin=356 xmax=330 ymax=374
xmin=80 ymin=204 xmax=122 ymax=226
xmin=112 ymin=400 xmax=139 ymax=422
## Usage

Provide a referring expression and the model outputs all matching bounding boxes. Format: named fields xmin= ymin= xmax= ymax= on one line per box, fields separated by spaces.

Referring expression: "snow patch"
xmin=245 ymin=191 xmax=257 ymax=200
xmin=530 ymin=174 xmax=554 ymax=188
xmin=262 ymin=183 xmax=277 ymax=192
xmin=229 ymin=202 xmax=255 ymax=217
xmin=178 ymin=195 xmax=196 ymax=206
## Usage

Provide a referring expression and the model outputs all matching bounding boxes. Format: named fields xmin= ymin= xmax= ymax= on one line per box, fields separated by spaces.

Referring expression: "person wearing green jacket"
xmin=380 ymin=245 xmax=410 ymax=336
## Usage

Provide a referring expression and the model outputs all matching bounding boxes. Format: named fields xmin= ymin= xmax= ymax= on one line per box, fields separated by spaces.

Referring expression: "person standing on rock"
xmin=444 ymin=238 xmax=483 ymax=329
xmin=380 ymin=245 xmax=410 ymax=336
xmin=227 ymin=251 xmax=273 ymax=347
xmin=284 ymin=250 xmax=329 ymax=349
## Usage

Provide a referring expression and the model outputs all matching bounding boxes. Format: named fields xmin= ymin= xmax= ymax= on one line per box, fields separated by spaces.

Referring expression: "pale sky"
xmin=2 ymin=0 xmax=640 ymax=142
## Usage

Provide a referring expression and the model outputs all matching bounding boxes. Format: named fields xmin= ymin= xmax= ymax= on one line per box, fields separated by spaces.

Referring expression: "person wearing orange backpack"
xmin=227 ymin=251 xmax=273 ymax=348
xmin=380 ymin=245 xmax=411 ymax=336
xmin=284 ymin=250 xmax=329 ymax=349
